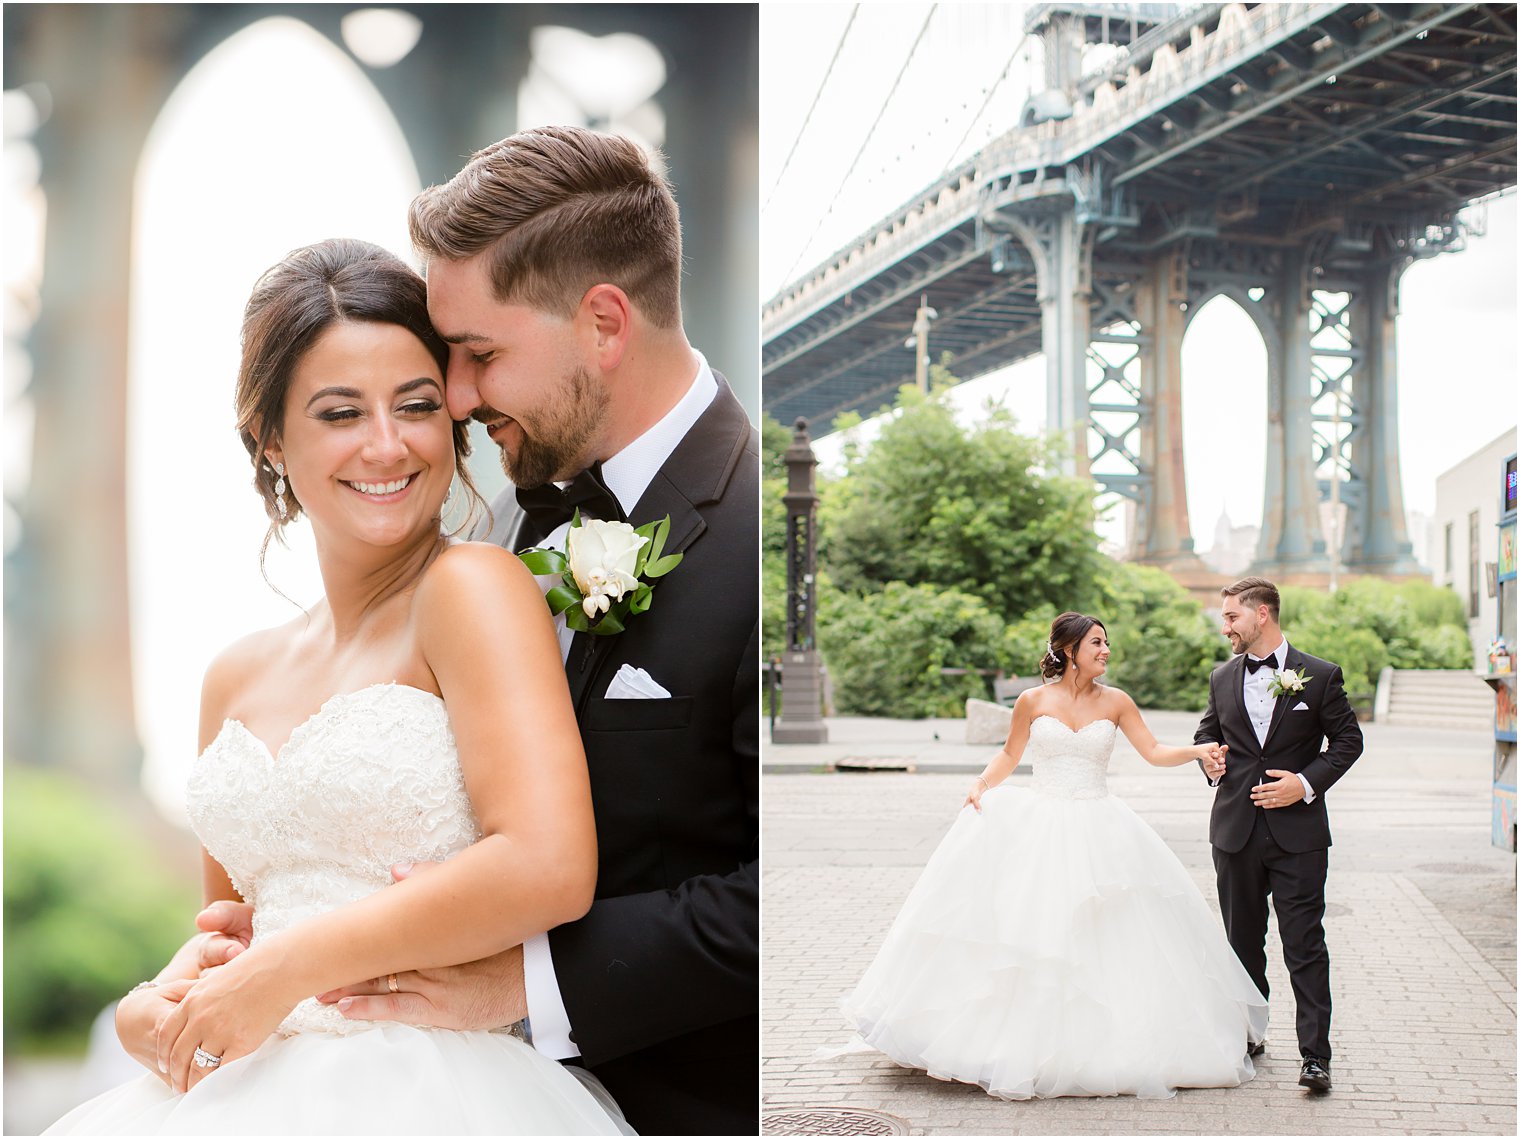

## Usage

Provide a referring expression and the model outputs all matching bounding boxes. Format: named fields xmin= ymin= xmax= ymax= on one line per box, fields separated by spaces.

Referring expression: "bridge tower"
xmin=1004 ymin=2 xmax=1437 ymax=581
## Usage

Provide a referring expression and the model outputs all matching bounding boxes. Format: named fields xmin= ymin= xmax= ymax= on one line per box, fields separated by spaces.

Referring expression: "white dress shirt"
xmin=1241 ymin=639 xmax=1316 ymax=804
xmin=522 ymin=352 xmax=718 ymax=1060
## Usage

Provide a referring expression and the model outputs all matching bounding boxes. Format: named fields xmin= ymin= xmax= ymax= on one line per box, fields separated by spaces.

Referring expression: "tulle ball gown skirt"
xmin=44 ymin=1023 xmax=632 ymax=1135
xmin=840 ymin=782 xmax=1268 ymax=1100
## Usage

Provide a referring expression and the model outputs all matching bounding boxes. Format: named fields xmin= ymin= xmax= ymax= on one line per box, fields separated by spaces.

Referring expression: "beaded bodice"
xmin=1025 ymin=716 xmax=1116 ymax=800
xmin=185 ymin=683 xmax=480 ymax=1035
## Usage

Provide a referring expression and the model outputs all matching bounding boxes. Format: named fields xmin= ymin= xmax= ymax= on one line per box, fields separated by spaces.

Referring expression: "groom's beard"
xmin=484 ymin=364 xmax=610 ymax=489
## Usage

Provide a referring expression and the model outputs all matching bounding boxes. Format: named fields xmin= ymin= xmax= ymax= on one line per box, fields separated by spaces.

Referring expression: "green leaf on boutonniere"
xmin=544 ymin=584 xmax=581 ymax=617
xmin=518 ymin=549 xmax=568 ymax=576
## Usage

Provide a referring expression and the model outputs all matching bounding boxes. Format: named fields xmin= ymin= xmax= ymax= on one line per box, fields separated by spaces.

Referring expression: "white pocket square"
xmin=1292 ymin=701 xmax=1309 ymax=711
xmin=605 ymin=663 xmax=671 ymax=700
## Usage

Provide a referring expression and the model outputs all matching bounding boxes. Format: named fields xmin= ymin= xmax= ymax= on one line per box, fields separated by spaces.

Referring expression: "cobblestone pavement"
xmin=762 ymin=713 xmax=1517 ymax=1136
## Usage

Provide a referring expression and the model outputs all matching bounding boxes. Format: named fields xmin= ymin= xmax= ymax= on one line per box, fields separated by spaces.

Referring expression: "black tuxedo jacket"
xmin=487 ymin=376 xmax=758 ymax=1134
xmin=1194 ymin=645 xmax=1363 ymax=855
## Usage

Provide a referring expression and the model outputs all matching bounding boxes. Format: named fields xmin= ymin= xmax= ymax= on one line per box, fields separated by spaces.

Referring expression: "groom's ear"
xmin=578 ymin=284 xmax=632 ymax=371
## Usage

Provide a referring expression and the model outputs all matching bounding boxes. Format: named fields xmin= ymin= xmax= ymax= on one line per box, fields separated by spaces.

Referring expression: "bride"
xmin=840 ymin=611 xmax=1268 ymax=1101
xmin=47 ymin=239 xmax=630 ymax=1135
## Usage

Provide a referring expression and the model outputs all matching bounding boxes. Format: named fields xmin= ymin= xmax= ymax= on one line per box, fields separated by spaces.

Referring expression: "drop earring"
xmin=273 ymin=462 xmax=288 ymax=518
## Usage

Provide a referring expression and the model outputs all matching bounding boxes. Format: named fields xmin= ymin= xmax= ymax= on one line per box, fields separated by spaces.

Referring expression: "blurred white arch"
xmin=128 ymin=16 xmax=421 ymax=823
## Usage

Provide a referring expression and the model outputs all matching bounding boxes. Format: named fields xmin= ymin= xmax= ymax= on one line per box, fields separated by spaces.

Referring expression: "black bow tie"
xmin=515 ymin=462 xmax=625 ymax=550
xmin=1244 ymin=654 xmax=1273 ymax=674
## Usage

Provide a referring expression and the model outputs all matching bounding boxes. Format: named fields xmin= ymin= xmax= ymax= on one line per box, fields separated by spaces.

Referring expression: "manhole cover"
xmin=763 ymin=1107 xmax=910 ymax=1135
xmin=1415 ymin=862 xmax=1503 ymax=875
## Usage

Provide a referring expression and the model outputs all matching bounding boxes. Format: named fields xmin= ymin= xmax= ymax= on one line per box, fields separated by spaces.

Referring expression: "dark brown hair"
xmin=1221 ymin=576 xmax=1281 ymax=623
xmin=408 ymin=125 xmax=683 ymax=328
xmin=235 ymin=237 xmax=482 ymax=535
xmin=1041 ymin=612 xmax=1108 ymax=680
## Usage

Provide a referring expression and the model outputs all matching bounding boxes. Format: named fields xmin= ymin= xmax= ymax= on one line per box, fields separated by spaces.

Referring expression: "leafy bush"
xmin=4 ymin=765 xmax=198 ymax=1053
xmin=1282 ymin=578 xmax=1474 ymax=697
xmin=1287 ymin=622 xmax=1388 ymax=701
xmin=1101 ymin=564 xmax=1229 ymax=711
xmin=818 ymin=581 xmax=1007 ymax=718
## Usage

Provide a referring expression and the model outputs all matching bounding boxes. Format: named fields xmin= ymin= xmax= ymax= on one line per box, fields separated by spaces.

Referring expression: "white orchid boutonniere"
xmin=518 ymin=513 xmax=683 ymax=636
xmin=1268 ymin=667 xmax=1311 ymax=699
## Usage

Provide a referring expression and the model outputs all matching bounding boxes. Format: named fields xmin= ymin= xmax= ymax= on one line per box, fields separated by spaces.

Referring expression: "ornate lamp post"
xmin=773 ymin=418 xmax=828 ymax=743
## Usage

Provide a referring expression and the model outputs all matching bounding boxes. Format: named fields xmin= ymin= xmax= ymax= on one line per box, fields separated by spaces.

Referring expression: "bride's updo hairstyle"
xmin=234 ymin=238 xmax=483 ymax=537
xmin=1040 ymin=611 xmax=1107 ymax=680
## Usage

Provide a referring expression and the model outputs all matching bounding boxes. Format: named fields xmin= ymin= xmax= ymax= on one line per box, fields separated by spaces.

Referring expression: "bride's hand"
xmin=964 ymin=776 xmax=990 ymax=813
xmin=156 ymin=948 xmax=301 ymax=1094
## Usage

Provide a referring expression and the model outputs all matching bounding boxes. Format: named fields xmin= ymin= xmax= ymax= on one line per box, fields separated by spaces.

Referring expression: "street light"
xmin=904 ymin=295 xmax=938 ymax=391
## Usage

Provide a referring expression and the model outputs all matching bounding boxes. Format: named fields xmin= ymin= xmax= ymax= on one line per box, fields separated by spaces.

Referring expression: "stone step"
xmin=1377 ymin=668 xmax=1496 ymax=730
xmin=1384 ymin=712 xmax=1494 ymax=730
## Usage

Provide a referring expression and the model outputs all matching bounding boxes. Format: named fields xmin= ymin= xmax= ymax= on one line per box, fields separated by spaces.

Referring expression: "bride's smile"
xmin=270 ymin=320 xmax=454 ymax=549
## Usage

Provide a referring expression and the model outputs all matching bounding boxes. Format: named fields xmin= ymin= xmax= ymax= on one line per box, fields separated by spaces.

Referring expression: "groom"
xmin=1195 ymin=576 xmax=1362 ymax=1093
xmin=191 ymin=127 xmax=757 ymax=1135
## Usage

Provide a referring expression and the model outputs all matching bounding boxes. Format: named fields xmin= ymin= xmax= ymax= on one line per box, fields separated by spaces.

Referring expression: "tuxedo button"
xmin=568 ymin=1031 xmax=578 ymax=1044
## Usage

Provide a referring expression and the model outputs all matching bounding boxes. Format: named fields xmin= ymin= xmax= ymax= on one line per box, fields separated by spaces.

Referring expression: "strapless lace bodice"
xmin=1024 ymin=716 xmax=1116 ymax=799
xmin=185 ymin=683 xmax=480 ymax=1035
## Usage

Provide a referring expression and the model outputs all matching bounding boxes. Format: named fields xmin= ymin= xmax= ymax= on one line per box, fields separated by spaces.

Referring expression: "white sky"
xmin=760 ymin=2 xmax=1518 ymax=553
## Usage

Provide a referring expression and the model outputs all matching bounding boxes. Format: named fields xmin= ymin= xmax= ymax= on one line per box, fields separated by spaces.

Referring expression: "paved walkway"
xmin=763 ymin=713 xmax=1517 ymax=1136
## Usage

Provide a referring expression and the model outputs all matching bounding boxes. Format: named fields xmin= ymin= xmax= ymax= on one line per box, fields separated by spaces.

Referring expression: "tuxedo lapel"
xmin=1227 ymin=654 xmax=1253 ymax=750
xmin=1260 ymin=646 xmax=1301 ymax=752
xmin=564 ymin=377 xmax=752 ymax=711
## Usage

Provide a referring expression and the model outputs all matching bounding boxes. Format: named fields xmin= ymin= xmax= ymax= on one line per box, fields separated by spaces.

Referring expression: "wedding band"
xmin=193 ymin=1046 xmax=222 ymax=1069
xmin=386 ymin=973 xmax=400 ymax=994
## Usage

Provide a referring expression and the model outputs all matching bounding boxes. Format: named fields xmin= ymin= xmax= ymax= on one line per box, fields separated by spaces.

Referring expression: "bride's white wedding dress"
xmin=840 ymin=715 xmax=1268 ymax=1100
xmin=46 ymin=683 xmax=631 ymax=1135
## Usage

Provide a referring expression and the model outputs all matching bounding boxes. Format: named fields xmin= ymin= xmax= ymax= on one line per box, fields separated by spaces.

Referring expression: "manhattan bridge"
xmin=763 ymin=2 xmax=1516 ymax=581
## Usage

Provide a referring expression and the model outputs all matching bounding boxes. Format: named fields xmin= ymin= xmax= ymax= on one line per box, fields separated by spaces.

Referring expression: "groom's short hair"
xmin=408 ymin=125 xmax=683 ymax=329
xmin=1221 ymin=576 xmax=1280 ymax=622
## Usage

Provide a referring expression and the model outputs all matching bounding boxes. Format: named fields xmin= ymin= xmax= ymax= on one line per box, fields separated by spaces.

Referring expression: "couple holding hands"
xmin=841 ymin=578 xmax=1362 ymax=1102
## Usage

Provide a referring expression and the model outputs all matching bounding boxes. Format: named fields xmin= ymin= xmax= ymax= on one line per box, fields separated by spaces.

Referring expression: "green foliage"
xmin=766 ymin=374 xmax=1472 ymax=719
xmin=1282 ymin=578 xmax=1474 ymax=698
xmin=1101 ymin=563 xmax=1230 ymax=711
xmin=818 ymin=581 xmax=1007 ymax=718
xmin=819 ymin=383 xmax=1107 ymax=617
xmin=4 ymin=765 xmax=197 ymax=1053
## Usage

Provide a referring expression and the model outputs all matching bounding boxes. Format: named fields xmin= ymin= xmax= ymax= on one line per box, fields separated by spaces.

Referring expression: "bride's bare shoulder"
xmin=417 ymin=541 xmax=536 ymax=601
xmin=413 ymin=541 xmax=544 ymax=632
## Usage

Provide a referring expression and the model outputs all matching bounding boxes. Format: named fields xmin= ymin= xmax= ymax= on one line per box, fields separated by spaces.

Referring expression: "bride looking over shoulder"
xmin=840 ymin=611 xmax=1268 ymax=1102
xmin=47 ymin=238 xmax=630 ymax=1135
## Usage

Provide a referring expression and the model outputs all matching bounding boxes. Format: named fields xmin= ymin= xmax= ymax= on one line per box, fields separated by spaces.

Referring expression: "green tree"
xmin=818 ymin=581 xmax=1007 ymax=717
xmin=820 ymin=379 xmax=1106 ymax=621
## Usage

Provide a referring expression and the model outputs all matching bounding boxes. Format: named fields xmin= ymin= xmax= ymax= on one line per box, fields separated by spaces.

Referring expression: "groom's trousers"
xmin=1213 ymin=811 xmax=1332 ymax=1061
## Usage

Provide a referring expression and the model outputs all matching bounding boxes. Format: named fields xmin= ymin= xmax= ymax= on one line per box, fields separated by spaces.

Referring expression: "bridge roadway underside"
xmin=763 ymin=1 xmax=1517 ymax=579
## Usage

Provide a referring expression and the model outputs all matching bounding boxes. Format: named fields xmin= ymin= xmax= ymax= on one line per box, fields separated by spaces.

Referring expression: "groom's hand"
xmin=314 ymin=861 xmax=529 ymax=1030
xmin=1252 ymin=769 xmax=1306 ymax=809
xmin=1201 ymin=743 xmax=1227 ymax=781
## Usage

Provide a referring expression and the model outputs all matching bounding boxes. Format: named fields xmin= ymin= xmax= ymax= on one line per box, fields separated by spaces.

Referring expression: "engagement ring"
xmin=192 ymin=1046 xmax=222 ymax=1069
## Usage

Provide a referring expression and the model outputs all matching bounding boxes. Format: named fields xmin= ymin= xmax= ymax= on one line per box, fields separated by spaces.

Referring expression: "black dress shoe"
xmin=1299 ymin=1058 xmax=1331 ymax=1092
xmin=1247 ymin=1039 xmax=1266 ymax=1057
